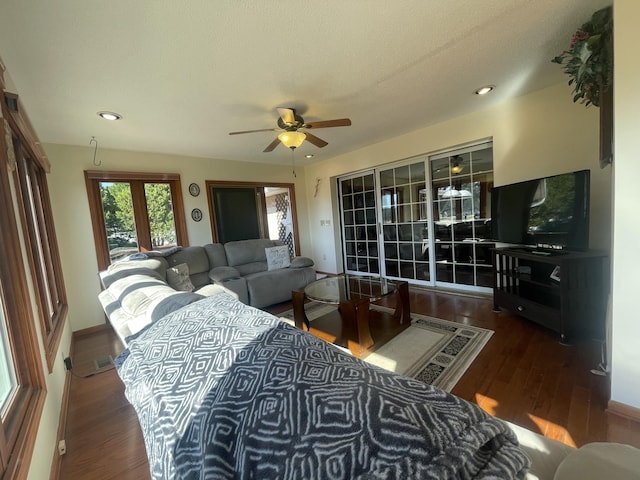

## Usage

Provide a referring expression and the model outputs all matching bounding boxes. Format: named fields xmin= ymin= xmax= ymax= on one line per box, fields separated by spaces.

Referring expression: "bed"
xmin=115 ymin=293 xmax=529 ymax=479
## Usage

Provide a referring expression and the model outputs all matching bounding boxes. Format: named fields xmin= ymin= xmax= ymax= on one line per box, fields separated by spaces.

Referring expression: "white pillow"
xmin=265 ymin=245 xmax=291 ymax=271
xmin=166 ymin=263 xmax=195 ymax=292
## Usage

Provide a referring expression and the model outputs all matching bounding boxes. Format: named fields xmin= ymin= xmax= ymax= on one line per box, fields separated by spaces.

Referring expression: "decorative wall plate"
xmin=189 ymin=183 xmax=200 ymax=197
xmin=191 ymin=208 xmax=202 ymax=222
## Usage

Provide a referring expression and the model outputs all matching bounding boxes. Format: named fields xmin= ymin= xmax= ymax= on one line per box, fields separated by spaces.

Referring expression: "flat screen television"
xmin=491 ymin=169 xmax=590 ymax=252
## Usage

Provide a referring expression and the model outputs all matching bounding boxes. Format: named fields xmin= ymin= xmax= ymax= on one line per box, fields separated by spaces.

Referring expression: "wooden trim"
xmin=1 ymin=92 xmax=50 ymax=173
xmin=0 ymin=94 xmax=47 ymax=479
xmin=50 ymin=341 xmax=74 ymax=480
xmin=84 ymin=170 xmax=181 ymax=181
xmin=84 ymin=172 xmax=112 ymax=271
xmin=72 ymin=323 xmax=111 ymax=339
xmin=607 ymin=400 xmax=640 ymax=422
xmin=171 ymin=180 xmax=188 ymax=247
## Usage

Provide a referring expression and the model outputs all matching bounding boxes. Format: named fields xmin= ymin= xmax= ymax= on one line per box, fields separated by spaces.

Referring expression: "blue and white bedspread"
xmin=116 ymin=293 xmax=529 ymax=479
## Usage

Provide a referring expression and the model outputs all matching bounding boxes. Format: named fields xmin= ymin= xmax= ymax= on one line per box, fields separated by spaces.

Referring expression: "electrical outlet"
xmin=58 ymin=439 xmax=67 ymax=456
xmin=64 ymin=357 xmax=73 ymax=371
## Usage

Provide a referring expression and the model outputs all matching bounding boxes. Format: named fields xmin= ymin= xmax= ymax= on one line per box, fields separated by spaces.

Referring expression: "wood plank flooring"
xmin=58 ymin=288 xmax=640 ymax=479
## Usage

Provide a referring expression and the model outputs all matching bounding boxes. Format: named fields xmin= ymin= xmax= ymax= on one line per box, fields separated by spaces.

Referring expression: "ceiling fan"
xmin=229 ymin=107 xmax=352 ymax=152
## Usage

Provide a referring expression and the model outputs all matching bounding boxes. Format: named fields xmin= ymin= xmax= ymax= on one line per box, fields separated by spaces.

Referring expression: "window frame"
xmin=11 ymin=138 xmax=68 ymax=372
xmin=84 ymin=170 xmax=189 ymax=271
xmin=0 ymin=81 xmax=48 ymax=479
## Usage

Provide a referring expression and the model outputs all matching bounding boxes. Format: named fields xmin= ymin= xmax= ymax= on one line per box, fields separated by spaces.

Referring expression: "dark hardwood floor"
xmin=58 ymin=288 xmax=640 ymax=479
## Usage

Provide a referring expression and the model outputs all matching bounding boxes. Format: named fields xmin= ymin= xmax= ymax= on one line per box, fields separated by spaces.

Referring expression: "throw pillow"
xmin=265 ymin=245 xmax=291 ymax=271
xmin=166 ymin=263 xmax=195 ymax=292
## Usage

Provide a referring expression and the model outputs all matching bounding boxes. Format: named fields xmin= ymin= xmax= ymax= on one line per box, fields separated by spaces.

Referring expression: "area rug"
xmin=279 ymin=303 xmax=493 ymax=392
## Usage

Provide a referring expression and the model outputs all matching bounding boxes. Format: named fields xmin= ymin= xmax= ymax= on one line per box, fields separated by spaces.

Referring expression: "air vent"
xmin=93 ymin=355 xmax=114 ymax=370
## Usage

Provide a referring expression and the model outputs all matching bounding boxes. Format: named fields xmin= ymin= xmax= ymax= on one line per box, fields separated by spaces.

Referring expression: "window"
xmin=13 ymin=141 xmax=68 ymax=371
xmin=0 ymin=86 xmax=48 ymax=478
xmin=85 ymin=171 xmax=188 ymax=270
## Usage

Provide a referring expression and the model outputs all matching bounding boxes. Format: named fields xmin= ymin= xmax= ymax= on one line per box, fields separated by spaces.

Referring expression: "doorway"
xmin=207 ymin=181 xmax=300 ymax=256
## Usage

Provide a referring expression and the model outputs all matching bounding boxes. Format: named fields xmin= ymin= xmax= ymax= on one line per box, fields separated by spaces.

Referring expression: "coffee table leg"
xmin=393 ymin=280 xmax=410 ymax=324
xmin=339 ymin=299 xmax=373 ymax=358
xmin=292 ymin=289 xmax=309 ymax=330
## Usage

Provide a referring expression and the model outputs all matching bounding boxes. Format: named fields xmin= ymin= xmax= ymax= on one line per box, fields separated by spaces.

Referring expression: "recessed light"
xmin=97 ymin=111 xmax=122 ymax=121
xmin=474 ymin=85 xmax=495 ymax=95
xmin=305 ymin=154 xmax=314 ymax=158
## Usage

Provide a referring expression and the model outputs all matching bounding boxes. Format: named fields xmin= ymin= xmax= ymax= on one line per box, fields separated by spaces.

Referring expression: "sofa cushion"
xmin=99 ymin=260 xmax=168 ymax=288
xmin=234 ymin=261 xmax=268 ymax=276
xmin=245 ymin=267 xmax=317 ymax=308
xmin=209 ymin=266 xmax=241 ymax=282
xmin=203 ymin=243 xmax=228 ymax=268
xmin=166 ymin=246 xmax=209 ymax=272
xmin=146 ymin=292 xmax=205 ymax=324
xmin=111 ymin=276 xmax=179 ymax=318
xmin=554 ymin=442 xmax=640 ymax=480
xmin=265 ymin=245 xmax=291 ymax=270
xmin=166 ymin=263 xmax=195 ymax=292
xmin=290 ymin=256 xmax=314 ymax=268
xmin=224 ymin=239 xmax=279 ymax=266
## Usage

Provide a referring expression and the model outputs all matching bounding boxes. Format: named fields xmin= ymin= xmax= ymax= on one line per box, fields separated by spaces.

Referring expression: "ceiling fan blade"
xmin=263 ymin=137 xmax=281 ymax=152
xmin=277 ymin=107 xmax=296 ymax=126
xmin=304 ymin=132 xmax=329 ymax=148
xmin=304 ymin=118 xmax=351 ymax=129
xmin=229 ymin=128 xmax=279 ymax=135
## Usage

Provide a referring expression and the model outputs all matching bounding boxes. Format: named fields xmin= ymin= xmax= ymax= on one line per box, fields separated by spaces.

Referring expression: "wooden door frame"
xmin=206 ymin=180 xmax=301 ymax=255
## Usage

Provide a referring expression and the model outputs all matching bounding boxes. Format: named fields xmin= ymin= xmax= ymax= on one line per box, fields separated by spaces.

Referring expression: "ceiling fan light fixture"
xmin=278 ymin=131 xmax=306 ymax=149
xmin=450 ymin=155 xmax=464 ymax=174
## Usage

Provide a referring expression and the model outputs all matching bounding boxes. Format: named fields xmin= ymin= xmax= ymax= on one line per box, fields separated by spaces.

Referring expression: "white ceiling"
xmin=0 ymin=0 xmax=610 ymax=167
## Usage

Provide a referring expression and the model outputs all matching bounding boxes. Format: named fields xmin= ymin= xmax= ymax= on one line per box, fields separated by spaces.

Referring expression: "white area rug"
xmin=279 ymin=303 xmax=493 ymax=392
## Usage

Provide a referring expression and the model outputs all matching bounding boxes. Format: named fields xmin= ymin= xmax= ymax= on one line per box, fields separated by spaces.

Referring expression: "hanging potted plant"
xmin=552 ymin=6 xmax=613 ymax=166
xmin=552 ymin=6 xmax=613 ymax=107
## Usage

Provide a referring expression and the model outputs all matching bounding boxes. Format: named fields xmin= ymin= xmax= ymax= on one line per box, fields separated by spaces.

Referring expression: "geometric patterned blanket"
xmin=116 ymin=293 xmax=530 ymax=479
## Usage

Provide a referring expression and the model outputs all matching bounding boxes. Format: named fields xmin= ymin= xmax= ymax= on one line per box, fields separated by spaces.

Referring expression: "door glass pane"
xmin=430 ymin=144 xmax=494 ymax=289
xmin=340 ymin=172 xmax=378 ymax=274
xmin=144 ymin=183 xmax=177 ymax=249
xmin=100 ymin=182 xmax=139 ymax=262
xmin=265 ymin=187 xmax=296 ymax=258
xmin=379 ymin=159 xmax=428 ymax=282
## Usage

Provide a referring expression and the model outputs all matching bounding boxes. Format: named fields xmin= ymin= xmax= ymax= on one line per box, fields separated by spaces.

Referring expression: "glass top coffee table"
xmin=292 ymin=275 xmax=410 ymax=358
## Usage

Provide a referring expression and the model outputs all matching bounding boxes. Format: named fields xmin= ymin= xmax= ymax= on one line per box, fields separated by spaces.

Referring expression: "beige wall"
xmin=303 ymin=82 xmax=611 ymax=274
xmin=611 ymin=0 xmax=640 ymax=409
xmin=45 ymin=145 xmax=311 ymax=332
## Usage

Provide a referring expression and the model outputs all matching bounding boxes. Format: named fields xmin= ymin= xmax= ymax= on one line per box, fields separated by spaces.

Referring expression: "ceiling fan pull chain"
xmin=291 ymin=149 xmax=296 ymax=178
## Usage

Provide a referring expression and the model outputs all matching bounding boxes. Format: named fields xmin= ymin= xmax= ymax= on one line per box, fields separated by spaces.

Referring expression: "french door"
xmin=338 ymin=142 xmax=494 ymax=292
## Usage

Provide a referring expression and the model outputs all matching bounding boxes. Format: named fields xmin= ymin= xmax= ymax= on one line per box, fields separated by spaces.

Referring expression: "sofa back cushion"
xmin=100 ymin=259 xmax=168 ymax=288
xmin=203 ymin=243 xmax=228 ymax=268
xmin=224 ymin=239 xmax=281 ymax=267
xmin=165 ymin=246 xmax=211 ymax=288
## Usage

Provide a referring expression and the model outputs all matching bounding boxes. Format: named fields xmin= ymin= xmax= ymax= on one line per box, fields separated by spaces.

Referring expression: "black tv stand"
xmin=492 ymin=247 xmax=609 ymax=343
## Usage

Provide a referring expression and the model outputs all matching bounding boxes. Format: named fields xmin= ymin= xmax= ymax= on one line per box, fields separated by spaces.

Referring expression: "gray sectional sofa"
xmin=98 ymin=238 xmax=315 ymax=345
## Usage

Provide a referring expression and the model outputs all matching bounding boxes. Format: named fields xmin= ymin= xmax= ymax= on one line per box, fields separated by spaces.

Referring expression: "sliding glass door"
xmin=379 ymin=159 xmax=430 ymax=281
xmin=339 ymin=172 xmax=379 ymax=274
xmin=430 ymin=144 xmax=494 ymax=289
xmin=338 ymin=142 xmax=493 ymax=293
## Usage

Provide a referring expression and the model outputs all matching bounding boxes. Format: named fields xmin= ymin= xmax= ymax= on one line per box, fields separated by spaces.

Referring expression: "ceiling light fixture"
xmin=305 ymin=154 xmax=314 ymax=158
xmin=451 ymin=156 xmax=463 ymax=174
xmin=474 ymin=85 xmax=495 ymax=95
xmin=97 ymin=111 xmax=122 ymax=121
xmin=278 ymin=131 xmax=306 ymax=149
